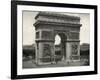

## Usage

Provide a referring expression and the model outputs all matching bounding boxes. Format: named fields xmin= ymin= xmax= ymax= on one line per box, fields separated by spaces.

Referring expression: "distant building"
xmin=23 ymin=44 xmax=35 ymax=50
xmin=80 ymin=43 xmax=89 ymax=51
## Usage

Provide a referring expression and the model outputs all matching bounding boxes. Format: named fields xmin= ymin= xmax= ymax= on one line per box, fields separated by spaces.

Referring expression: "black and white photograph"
xmin=22 ymin=11 xmax=90 ymax=68
xmin=11 ymin=1 xmax=97 ymax=79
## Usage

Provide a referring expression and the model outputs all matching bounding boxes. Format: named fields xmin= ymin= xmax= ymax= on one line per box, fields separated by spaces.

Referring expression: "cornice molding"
xmin=34 ymin=21 xmax=82 ymax=28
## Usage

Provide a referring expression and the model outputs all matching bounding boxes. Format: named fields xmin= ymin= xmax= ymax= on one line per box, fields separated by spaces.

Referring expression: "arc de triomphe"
xmin=34 ymin=12 xmax=82 ymax=65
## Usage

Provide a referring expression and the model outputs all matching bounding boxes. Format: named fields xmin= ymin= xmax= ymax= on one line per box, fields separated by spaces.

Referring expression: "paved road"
xmin=23 ymin=59 xmax=88 ymax=69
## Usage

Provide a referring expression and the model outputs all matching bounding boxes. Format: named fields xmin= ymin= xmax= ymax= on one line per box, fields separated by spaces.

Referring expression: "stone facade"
xmin=34 ymin=12 xmax=82 ymax=65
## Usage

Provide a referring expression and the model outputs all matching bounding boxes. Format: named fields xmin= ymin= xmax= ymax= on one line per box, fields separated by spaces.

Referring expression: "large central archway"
xmin=34 ymin=12 xmax=82 ymax=65
xmin=54 ymin=32 xmax=67 ymax=62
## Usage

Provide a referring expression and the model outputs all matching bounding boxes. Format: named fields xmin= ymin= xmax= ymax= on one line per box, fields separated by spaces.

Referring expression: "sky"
xmin=23 ymin=11 xmax=90 ymax=45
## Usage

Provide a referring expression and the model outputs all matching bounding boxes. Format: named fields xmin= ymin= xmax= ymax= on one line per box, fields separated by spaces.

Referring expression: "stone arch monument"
xmin=34 ymin=12 xmax=82 ymax=65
